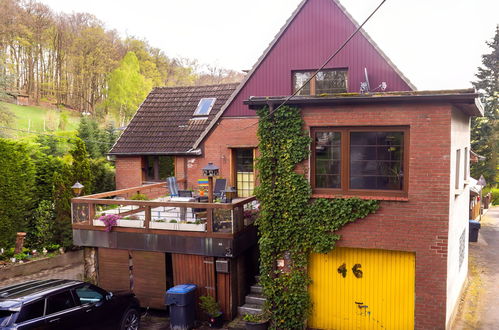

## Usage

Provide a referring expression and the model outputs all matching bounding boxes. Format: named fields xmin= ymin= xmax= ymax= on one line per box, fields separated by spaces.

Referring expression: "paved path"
xmin=0 ymin=262 xmax=84 ymax=287
xmin=453 ymin=206 xmax=499 ymax=329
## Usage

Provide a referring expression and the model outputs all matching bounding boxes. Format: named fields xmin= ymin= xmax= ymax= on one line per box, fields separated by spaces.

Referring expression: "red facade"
xmin=224 ymin=0 xmax=414 ymax=117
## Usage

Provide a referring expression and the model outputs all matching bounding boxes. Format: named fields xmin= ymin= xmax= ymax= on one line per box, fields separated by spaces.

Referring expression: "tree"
xmin=53 ymin=138 xmax=93 ymax=247
xmin=105 ymin=52 xmax=152 ymax=124
xmin=0 ymin=139 xmax=35 ymax=247
xmin=472 ymin=26 xmax=499 ymax=185
xmin=0 ymin=65 xmax=14 ymax=133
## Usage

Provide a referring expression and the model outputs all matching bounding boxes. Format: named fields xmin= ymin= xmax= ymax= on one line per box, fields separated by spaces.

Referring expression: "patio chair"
xmin=167 ymin=176 xmax=179 ymax=197
xmin=214 ymin=178 xmax=227 ymax=198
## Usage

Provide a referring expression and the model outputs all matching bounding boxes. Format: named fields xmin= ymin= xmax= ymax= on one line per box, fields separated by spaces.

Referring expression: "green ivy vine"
xmin=254 ymin=105 xmax=379 ymax=329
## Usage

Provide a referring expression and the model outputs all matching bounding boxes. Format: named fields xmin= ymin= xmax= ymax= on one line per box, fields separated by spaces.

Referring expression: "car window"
xmin=0 ymin=310 xmax=16 ymax=327
xmin=46 ymin=291 xmax=76 ymax=314
xmin=75 ymin=286 xmax=104 ymax=305
xmin=16 ymin=300 xmax=45 ymax=323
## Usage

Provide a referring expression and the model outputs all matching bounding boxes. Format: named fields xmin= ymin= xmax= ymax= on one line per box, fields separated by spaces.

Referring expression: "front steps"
xmin=237 ymin=279 xmax=266 ymax=316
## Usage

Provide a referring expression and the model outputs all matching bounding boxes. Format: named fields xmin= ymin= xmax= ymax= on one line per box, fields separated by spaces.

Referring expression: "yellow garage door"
xmin=309 ymin=248 xmax=415 ymax=330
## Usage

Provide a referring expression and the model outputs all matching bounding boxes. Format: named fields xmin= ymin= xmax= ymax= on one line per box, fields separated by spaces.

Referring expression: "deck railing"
xmin=71 ymin=182 xmax=258 ymax=236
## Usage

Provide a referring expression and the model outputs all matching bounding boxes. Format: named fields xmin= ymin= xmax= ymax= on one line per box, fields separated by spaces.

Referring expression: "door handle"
xmin=86 ymin=308 xmax=93 ymax=313
xmin=49 ymin=318 xmax=60 ymax=323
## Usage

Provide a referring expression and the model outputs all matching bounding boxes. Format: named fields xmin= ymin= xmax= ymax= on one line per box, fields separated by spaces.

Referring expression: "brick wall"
xmin=115 ymin=157 xmax=143 ymax=190
xmin=184 ymin=117 xmax=259 ymax=190
xmin=113 ymin=102 xmax=464 ymax=328
xmin=301 ymin=103 xmax=452 ymax=329
xmin=198 ymin=104 xmax=456 ymax=329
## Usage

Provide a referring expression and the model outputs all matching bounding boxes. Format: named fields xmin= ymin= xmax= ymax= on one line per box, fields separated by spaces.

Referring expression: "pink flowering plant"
xmin=98 ymin=214 xmax=120 ymax=232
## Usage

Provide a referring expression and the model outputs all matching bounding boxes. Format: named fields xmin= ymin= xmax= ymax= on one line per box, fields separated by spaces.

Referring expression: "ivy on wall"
xmin=255 ymin=105 xmax=379 ymax=329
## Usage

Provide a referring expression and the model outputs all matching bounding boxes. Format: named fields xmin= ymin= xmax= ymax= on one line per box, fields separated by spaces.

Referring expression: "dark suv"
xmin=0 ymin=279 xmax=141 ymax=330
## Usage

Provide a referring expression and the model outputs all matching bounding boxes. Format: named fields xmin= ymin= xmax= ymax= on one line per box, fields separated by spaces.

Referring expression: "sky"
xmin=38 ymin=0 xmax=498 ymax=91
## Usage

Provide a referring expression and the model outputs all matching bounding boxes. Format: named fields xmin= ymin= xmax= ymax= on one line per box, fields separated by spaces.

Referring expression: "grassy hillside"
xmin=1 ymin=101 xmax=80 ymax=137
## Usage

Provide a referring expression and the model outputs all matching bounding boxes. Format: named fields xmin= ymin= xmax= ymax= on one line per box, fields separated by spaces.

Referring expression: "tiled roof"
xmin=109 ymin=83 xmax=239 ymax=155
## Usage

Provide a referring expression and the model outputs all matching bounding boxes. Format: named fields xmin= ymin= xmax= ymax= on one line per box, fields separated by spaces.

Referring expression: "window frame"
xmin=311 ymin=126 xmax=410 ymax=197
xmin=143 ymin=155 xmax=175 ymax=182
xmin=292 ymin=68 xmax=348 ymax=95
xmin=193 ymin=97 xmax=216 ymax=116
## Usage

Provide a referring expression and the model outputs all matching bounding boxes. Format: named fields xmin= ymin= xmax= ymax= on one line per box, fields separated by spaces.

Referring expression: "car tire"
xmin=120 ymin=308 xmax=140 ymax=330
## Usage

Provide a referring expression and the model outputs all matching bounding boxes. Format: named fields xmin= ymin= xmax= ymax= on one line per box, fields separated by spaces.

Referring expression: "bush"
xmin=130 ymin=193 xmax=148 ymax=200
xmin=199 ymin=295 xmax=221 ymax=317
xmin=0 ymin=139 xmax=35 ymax=247
xmin=28 ymin=200 xmax=56 ymax=249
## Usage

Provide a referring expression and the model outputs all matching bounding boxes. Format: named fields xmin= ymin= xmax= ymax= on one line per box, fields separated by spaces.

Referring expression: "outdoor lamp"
xmin=202 ymin=162 xmax=220 ymax=177
xmin=224 ymin=186 xmax=237 ymax=203
xmin=202 ymin=163 xmax=219 ymax=203
xmin=71 ymin=181 xmax=84 ymax=196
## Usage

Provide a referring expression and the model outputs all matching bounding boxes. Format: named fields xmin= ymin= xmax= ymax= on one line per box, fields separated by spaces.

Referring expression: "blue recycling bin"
xmin=469 ymin=220 xmax=481 ymax=242
xmin=166 ymin=284 xmax=197 ymax=329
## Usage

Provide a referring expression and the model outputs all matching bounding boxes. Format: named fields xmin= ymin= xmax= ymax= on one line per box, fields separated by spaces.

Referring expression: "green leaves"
xmin=105 ymin=52 xmax=153 ymax=124
xmin=255 ymin=105 xmax=379 ymax=328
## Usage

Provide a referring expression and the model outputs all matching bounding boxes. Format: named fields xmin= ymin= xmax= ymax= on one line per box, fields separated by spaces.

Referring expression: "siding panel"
xmin=132 ymin=251 xmax=166 ymax=310
xmin=224 ymin=0 xmax=413 ymax=117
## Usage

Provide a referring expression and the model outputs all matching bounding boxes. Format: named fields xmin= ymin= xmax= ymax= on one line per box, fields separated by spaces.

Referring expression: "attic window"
xmin=293 ymin=69 xmax=348 ymax=95
xmin=193 ymin=98 xmax=216 ymax=116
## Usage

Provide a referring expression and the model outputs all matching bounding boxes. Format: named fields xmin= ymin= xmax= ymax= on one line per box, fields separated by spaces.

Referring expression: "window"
xmin=232 ymin=148 xmax=255 ymax=197
xmin=16 ymin=300 xmax=45 ymax=323
xmin=46 ymin=291 xmax=76 ymax=314
xmin=312 ymin=127 xmax=408 ymax=196
xmin=75 ymin=285 xmax=104 ymax=305
xmin=293 ymin=69 xmax=347 ymax=95
xmin=144 ymin=156 xmax=174 ymax=181
xmin=193 ymin=98 xmax=216 ymax=116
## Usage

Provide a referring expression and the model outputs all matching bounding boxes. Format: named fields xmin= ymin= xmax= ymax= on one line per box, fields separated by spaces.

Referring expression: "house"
xmin=71 ymin=0 xmax=483 ymax=328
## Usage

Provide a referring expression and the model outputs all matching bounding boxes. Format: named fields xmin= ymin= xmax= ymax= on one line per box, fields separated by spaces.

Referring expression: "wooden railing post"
xmin=88 ymin=202 xmax=95 ymax=225
xmin=145 ymin=206 xmax=151 ymax=229
xmin=207 ymin=209 xmax=213 ymax=233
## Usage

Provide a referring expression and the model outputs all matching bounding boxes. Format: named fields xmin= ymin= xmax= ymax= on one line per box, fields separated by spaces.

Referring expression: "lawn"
xmin=1 ymin=101 xmax=80 ymax=137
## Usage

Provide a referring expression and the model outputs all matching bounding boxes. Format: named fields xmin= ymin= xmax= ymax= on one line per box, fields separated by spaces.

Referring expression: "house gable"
xmin=229 ymin=0 xmax=414 ymax=117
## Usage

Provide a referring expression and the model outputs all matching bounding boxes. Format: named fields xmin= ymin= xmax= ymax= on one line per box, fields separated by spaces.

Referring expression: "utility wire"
xmin=242 ymin=0 xmax=387 ymax=129
xmin=0 ymin=125 xmax=115 ymax=145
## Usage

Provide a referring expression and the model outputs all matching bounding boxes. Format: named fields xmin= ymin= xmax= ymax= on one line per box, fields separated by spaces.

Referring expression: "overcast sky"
xmin=38 ymin=0 xmax=498 ymax=91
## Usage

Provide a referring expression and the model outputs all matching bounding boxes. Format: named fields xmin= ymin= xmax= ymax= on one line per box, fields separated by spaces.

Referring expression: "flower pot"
xmin=208 ymin=314 xmax=224 ymax=328
xmin=150 ymin=221 xmax=178 ymax=230
xmin=117 ymin=219 xmax=144 ymax=228
xmin=178 ymin=223 xmax=206 ymax=232
xmin=245 ymin=320 xmax=269 ymax=330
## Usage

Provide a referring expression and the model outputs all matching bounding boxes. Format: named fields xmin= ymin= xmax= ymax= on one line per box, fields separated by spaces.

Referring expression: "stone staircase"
xmin=237 ymin=277 xmax=266 ymax=316
xmin=228 ymin=277 xmax=266 ymax=330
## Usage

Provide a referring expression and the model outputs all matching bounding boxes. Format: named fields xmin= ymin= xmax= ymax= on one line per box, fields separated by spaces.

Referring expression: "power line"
xmin=241 ymin=0 xmax=388 ymax=129
xmin=0 ymin=125 xmax=115 ymax=145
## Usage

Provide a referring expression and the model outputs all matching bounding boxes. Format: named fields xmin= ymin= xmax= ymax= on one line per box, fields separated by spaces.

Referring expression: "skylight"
xmin=193 ymin=98 xmax=216 ymax=116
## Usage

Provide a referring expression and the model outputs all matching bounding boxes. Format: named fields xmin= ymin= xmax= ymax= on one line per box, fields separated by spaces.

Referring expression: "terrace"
xmin=71 ymin=182 xmax=258 ymax=257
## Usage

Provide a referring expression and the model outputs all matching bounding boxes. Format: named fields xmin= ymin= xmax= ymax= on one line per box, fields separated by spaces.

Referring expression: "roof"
xmin=0 ymin=279 xmax=82 ymax=309
xmin=193 ymin=0 xmax=416 ymax=148
xmin=109 ymin=83 xmax=239 ymax=156
xmin=244 ymin=89 xmax=484 ymax=117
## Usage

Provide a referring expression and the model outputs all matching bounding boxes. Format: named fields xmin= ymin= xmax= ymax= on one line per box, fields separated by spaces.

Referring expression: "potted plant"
xmin=243 ymin=310 xmax=270 ymax=330
xmin=199 ymin=295 xmax=223 ymax=328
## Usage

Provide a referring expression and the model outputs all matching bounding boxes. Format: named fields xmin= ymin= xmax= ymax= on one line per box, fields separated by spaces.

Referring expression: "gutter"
xmin=107 ymin=149 xmax=202 ymax=157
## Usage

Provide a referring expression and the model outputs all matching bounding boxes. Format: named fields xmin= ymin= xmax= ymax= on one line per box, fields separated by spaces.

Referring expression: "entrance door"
xmin=309 ymin=248 xmax=415 ymax=329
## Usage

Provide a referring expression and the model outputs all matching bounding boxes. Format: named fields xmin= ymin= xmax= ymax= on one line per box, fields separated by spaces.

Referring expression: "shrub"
xmin=130 ymin=193 xmax=148 ymax=200
xmin=199 ymin=295 xmax=221 ymax=317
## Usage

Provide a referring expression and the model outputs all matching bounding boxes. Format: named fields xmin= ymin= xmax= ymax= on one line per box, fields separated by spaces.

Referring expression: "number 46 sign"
xmin=337 ymin=263 xmax=363 ymax=278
